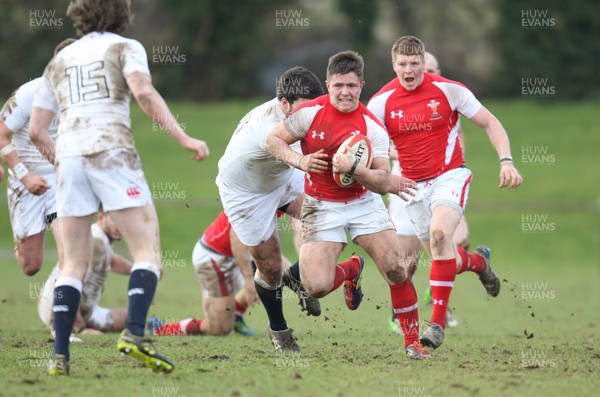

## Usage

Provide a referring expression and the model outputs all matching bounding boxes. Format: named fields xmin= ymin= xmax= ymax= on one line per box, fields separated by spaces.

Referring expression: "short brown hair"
xmin=327 ymin=51 xmax=364 ymax=81
xmin=391 ymin=36 xmax=425 ymax=62
xmin=67 ymin=0 xmax=133 ymax=36
xmin=54 ymin=38 xmax=77 ymax=55
xmin=276 ymin=67 xmax=323 ymax=105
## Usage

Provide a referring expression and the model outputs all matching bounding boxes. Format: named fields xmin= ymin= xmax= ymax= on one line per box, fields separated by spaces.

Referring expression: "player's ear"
xmin=360 ymin=81 xmax=365 ymax=89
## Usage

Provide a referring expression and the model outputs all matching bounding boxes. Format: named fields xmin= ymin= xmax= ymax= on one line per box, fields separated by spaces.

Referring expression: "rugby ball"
xmin=332 ymin=135 xmax=372 ymax=187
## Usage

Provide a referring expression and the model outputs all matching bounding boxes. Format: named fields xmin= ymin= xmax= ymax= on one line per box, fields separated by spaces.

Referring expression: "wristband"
xmin=13 ymin=162 xmax=29 ymax=180
xmin=0 ymin=143 xmax=15 ymax=157
xmin=295 ymin=155 xmax=304 ymax=169
xmin=499 ymin=156 xmax=513 ymax=164
xmin=350 ymin=158 xmax=360 ymax=175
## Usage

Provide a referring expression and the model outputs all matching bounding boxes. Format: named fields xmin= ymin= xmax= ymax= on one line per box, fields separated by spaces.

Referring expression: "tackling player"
xmin=0 ymin=38 xmax=75 ymax=276
xmin=29 ymin=0 xmax=208 ymax=375
xmin=265 ymin=51 xmax=430 ymax=359
xmin=368 ymin=36 xmax=522 ymax=351
xmin=216 ymin=67 xmax=326 ymax=352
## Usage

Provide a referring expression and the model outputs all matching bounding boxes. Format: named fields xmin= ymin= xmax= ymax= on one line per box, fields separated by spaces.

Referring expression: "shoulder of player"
xmin=428 ymin=73 xmax=468 ymax=89
xmin=287 ymin=95 xmax=327 ymax=119
xmin=369 ymin=79 xmax=398 ymax=100
xmin=16 ymin=78 xmax=43 ymax=101
xmin=294 ymin=95 xmax=328 ymax=113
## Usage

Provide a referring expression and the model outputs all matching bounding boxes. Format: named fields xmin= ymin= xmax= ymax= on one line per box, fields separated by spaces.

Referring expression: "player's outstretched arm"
xmin=126 ymin=72 xmax=209 ymax=161
xmin=265 ymin=122 xmax=328 ymax=173
xmin=469 ymin=106 xmax=523 ymax=189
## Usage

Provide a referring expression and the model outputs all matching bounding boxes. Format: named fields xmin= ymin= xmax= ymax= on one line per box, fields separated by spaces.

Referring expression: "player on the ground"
xmin=38 ymin=211 xmax=132 ymax=335
xmin=0 ymin=38 xmax=75 ymax=276
xmin=29 ymin=0 xmax=209 ymax=376
xmin=216 ymin=67 xmax=325 ymax=352
xmin=147 ymin=210 xmax=310 ymax=337
xmin=265 ymin=51 xmax=430 ymax=359
xmin=386 ymin=51 xmax=466 ymax=333
xmin=368 ymin=36 xmax=522 ymax=350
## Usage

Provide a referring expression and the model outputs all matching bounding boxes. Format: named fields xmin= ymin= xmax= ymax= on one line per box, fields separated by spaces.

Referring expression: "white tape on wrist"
xmin=12 ymin=162 xmax=29 ymax=179
xmin=0 ymin=143 xmax=16 ymax=157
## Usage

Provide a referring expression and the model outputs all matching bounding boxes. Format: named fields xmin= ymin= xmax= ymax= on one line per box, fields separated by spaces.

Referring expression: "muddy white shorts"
xmin=217 ymin=169 xmax=303 ymax=246
xmin=56 ymin=148 xmax=152 ymax=217
xmin=301 ymin=191 xmax=395 ymax=244
xmin=192 ymin=238 xmax=243 ymax=299
xmin=7 ymin=164 xmax=57 ymax=242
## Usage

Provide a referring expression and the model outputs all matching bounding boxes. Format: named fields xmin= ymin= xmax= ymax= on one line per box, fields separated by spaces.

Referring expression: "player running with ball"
xmin=266 ymin=51 xmax=430 ymax=359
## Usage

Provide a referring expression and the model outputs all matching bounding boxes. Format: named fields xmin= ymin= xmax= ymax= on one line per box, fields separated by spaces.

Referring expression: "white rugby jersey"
xmin=0 ymin=78 xmax=58 ymax=170
xmin=33 ymin=32 xmax=150 ymax=158
xmin=218 ymin=98 xmax=301 ymax=194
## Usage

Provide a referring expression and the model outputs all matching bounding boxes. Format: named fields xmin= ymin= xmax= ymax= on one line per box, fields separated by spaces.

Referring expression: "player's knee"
xmin=386 ymin=267 xmax=407 ymax=284
xmin=204 ymin=320 xmax=233 ymax=336
xmin=430 ymin=229 xmax=446 ymax=250
xmin=304 ymin=282 xmax=329 ymax=299
xmin=19 ymin=257 xmax=43 ymax=276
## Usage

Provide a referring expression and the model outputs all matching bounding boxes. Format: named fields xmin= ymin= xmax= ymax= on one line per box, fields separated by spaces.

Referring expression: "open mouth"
xmin=405 ymin=77 xmax=415 ymax=83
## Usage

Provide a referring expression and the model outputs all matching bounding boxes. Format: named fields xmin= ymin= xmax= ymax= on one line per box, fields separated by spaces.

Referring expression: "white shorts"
xmin=192 ymin=239 xmax=243 ymax=299
xmin=56 ymin=148 xmax=152 ymax=217
xmin=7 ymin=164 xmax=57 ymax=242
xmin=405 ymin=167 xmax=472 ymax=240
xmin=388 ymin=192 xmax=417 ymax=237
xmin=301 ymin=191 xmax=395 ymax=244
xmin=216 ymin=169 xmax=303 ymax=246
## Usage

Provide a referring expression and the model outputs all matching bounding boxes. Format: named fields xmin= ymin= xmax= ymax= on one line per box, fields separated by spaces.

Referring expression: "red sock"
xmin=430 ymin=259 xmax=456 ymax=328
xmin=390 ymin=280 xmax=420 ymax=347
xmin=235 ymin=301 xmax=246 ymax=317
xmin=156 ymin=318 xmax=203 ymax=336
xmin=328 ymin=257 xmax=360 ymax=294
xmin=456 ymin=246 xmax=486 ymax=274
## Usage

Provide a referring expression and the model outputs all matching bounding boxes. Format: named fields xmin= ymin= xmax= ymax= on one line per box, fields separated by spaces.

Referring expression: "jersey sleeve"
xmin=1 ymin=88 xmax=30 ymax=133
xmin=367 ymin=89 xmax=394 ymax=123
xmin=32 ymin=77 xmax=59 ymax=113
xmin=121 ymin=39 xmax=150 ymax=77
xmin=433 ymin=81 xmax=482 ymax=119
xmin=283 ymin=105 xmax=322 ymax=140
xmin=364 ymin=115 xmax=390 ymax=159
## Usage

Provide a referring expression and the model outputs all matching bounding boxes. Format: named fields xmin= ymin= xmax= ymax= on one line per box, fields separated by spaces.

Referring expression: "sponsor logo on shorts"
xmin=127 ymin=187 xmax=141 ymax=197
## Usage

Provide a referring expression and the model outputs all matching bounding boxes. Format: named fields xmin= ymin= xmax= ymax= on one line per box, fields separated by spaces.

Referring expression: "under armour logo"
xmin=311 ymin=130 xmax=325 ymax=139
xmin=127 ymin=187 xmax=141 ymax=197
xmin=128 ymin=288 xmax=144 ymax=296
xmin=390 ymin=110 xmax=403 ymax=119
xmin=433 ymin=299 xmax=444 ymax=305
xmin=349 ymin=130 xmax=360 ymax=136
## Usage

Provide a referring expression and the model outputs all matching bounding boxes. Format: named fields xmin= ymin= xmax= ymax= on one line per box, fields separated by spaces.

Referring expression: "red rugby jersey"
xmin=203 ymin=210 xmax=233 ymax=256
xmin=283 ymin=95 xmax=389 ymax=202
xmin=368 ymin=73 xmax=481 ymax=181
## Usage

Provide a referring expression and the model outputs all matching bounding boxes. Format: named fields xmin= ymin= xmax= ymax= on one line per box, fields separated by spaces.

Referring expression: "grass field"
xmin=0 ymin=99 xmax=598 ymax=397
